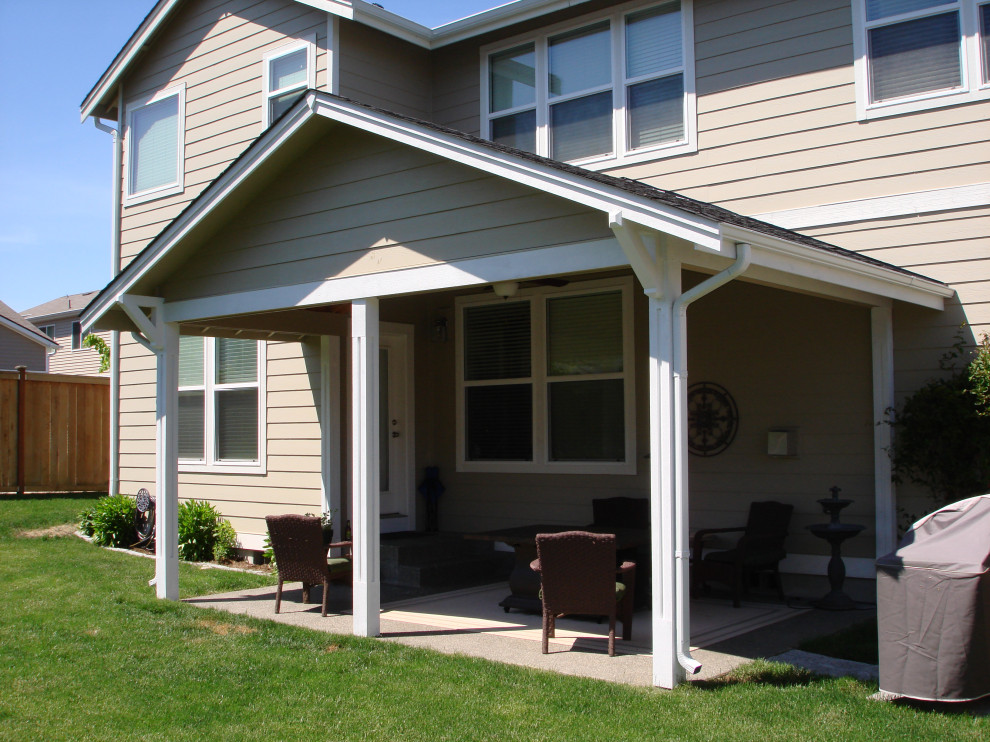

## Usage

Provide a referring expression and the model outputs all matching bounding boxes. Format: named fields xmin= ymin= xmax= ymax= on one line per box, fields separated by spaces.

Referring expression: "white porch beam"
xmin=872 ymin=304 xmax=897 ymax=557
xmin=154 ymin=321 xmax=180 ymax=600
xmin=648 ymin=248 xmax=683 ymax=690
xmin=351 ymin=299 xmax=381 ymax=637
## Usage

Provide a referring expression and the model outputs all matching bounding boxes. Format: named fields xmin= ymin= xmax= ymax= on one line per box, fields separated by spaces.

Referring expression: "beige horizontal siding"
xmin=118 ymin=0 xmax=329 ymax=271
xmin=159 ymin=127 xmax=610 ymax=302
xmin=337 ymin=20 xmax=431 ymax=119
xmin=0 ymin=330 xmax=47 ymax=372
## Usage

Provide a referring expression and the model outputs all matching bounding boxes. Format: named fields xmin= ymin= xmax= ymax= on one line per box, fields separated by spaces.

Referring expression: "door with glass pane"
xmin=379 ymin=327 xmax=414 ymax=533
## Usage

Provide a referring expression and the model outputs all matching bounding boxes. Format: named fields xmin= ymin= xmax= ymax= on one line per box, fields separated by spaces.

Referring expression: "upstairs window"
xmin=178 ymin=336 xmax=267 ymax=472
xmin=483 ymin=1 xmax=695 ymax=167
xmin=125 ymin=85 xmax=185 ymax=203
xmin=456 ymin=278 xmax=635 ymax=474
xmin=38 ymin=324 xmax=55 ymax=340
xmin=71 ymin=321 xmax=83 ymax=350
xmin=263 ymin=37 xmax=316 ymax=127
xmin=854 ymin=0 xmax=990 ymax=118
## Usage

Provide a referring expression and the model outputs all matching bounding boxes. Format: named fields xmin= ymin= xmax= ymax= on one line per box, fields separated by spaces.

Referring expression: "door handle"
xmin=391 ymin=431 xmax=400 ymax=438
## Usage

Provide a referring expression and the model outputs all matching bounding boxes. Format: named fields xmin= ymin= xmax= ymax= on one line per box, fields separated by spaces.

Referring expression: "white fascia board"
xmin=430 ymin=0 xmax=594 ymax=47
xmin=0 ymin=316 xmax=60 ymax=349
xmin=722 ymin=224 xmax=953 ymax=310
xmin=162 ymin=237 xmax=627 ymax=324
xmin=310 ymin=96 xmax=723 ymax=251
xmin=21 ymin=308 xmax=82 ymax=323
xmin=81 ymin=103 xmax=316 ymax=332
xmin=349 ymin=1 xmax=433 ymax=48
xmin=296 ymin=0 xmax=354 ymax=19
xmin=80 ymin=0 xmax=182 ymax=121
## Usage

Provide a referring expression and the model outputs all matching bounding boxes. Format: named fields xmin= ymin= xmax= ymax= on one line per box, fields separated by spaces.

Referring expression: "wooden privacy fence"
xmin=0 ymin=368 xmax=110 ymax=493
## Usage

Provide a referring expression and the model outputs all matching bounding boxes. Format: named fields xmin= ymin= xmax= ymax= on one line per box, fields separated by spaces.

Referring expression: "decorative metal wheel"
xmin=134 ymin=488 xmax=156 ymax=548
xmin=687 ymin=382 xmax=738 ymax=457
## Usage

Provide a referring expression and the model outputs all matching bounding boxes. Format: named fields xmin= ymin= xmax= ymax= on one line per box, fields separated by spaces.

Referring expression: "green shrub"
xmin=78 ymin=506 xmax=96 ymax=537
xmin=87 ymin=494 xmax=136 ymax=548
xmin=212 ymin=519 xmax=238 ymax=562
xmin=178 ymin=500 xmax=239 ymax=563
xmin=263 ymin=534 xmax=276 ymax=574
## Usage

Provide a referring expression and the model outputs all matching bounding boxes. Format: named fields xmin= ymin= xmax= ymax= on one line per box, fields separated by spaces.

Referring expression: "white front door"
xmin=379 ymin=325 xmax=414 ymax=533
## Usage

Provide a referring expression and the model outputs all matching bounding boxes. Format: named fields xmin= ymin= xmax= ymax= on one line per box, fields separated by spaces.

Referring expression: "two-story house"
xmin=80 ymin=0 xmax=986 ymax=687
xmin=0 ymin=299 xmax=59 ymax=371
xmin=23 ymin=292 xmax=111 ymax=376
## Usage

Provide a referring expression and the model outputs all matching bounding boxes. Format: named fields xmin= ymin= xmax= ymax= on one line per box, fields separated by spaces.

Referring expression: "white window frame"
xmin=852 ymin=0 xmax=990 ymax=120
xmin=178 ymin=337 xmax=268 ymax=475
xmin=480 ymin=0 xmax=696 ymax=170
xmin=123 ymin=84 xmax=186 ymax=205
xmin=455 ymin=277 xmax=636 ymax=475
xmin=71 ymin=321 xmax=83 ymax=351
xmin=38 ymin=324 xmax=55 ymax=340
xmin=262 ymin=35 xmax=317 ymax=128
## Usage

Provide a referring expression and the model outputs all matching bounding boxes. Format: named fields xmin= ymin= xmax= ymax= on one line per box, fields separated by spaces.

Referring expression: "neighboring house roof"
xmin=81 ymin=0 xmax=596 ymax=119
xmin=22 ymin=291 xmax=100 ymax=322
xmin=0 ymin=300 xmax=60 ymax=349
xmin=82 ymin=90 xmax=952 ymax=334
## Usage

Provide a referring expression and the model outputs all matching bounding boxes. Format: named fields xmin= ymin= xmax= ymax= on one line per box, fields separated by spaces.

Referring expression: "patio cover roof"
xmin=81 ymin=91 xmax=952 ymax=334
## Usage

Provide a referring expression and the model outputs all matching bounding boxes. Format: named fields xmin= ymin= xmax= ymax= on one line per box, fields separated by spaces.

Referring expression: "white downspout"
xmin=93 ymin=109 xmax=123 ymax=496
xmin=671 ymin=242 xmax=752 ymax=675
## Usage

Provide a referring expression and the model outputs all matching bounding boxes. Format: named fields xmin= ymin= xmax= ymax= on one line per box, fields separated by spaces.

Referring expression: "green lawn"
xmin=1 ymin=495 xmax=986 ymax=741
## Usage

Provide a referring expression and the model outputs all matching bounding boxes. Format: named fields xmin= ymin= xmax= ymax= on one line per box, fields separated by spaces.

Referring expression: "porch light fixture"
xmin=491 ymin=281 xmax=519 ymax=298
xmin=767 ymin=428 xmax=798 ymax=457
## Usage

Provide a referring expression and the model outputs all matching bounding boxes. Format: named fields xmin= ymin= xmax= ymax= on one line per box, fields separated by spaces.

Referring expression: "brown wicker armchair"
xmin=691 ymin=500 xmax=793 ymax=608
xmin=265 ymin=514 xmax=353 ymax=617
xmin=530 ymin=531 xmax=636 ymax=657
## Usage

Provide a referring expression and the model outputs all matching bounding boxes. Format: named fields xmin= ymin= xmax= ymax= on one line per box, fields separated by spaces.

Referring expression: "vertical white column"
xmin=155 ymin=322 xmax=180 ymax=600
xmin=321 ymin=335 xmax=342 ymax=520
xmin=649 ymin=251 xmax=683 ymax=690
xmin=109 ymin=331 xmax=120 ymax=495
xmin=872 ymin=304 xmax=896 ymax=557
xmin=351 ymin=299 xmax=380 ymax=637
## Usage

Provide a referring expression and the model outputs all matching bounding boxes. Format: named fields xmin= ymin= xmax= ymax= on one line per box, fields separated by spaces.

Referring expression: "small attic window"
xmin=263 ymin=36 xmax=316 ymax=127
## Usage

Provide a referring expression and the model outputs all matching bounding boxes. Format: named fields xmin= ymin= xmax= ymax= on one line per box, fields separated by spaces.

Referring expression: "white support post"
xmin=155 ymin=321 xmax=180 ymax=600
xmin=321 ymin=335 xmax=342 ymax=521
xmin=648 ymin=249 xmax=683 ymax=690
xmin=351 ymin=298 xmax=381 ymax=637
xmin=109 ymin=330 xmax=120 ymax=496
xmin=871 ymin=304 xmax=896 ymax=557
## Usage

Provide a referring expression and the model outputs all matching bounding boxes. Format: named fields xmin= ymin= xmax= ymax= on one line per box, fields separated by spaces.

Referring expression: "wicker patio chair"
xmin=530 ymin=531 xmax=636 ymax=657
xmin=265 ymin=514 xmax=353 ymax=618
xmin=691 ymin=500 xmax=793 ymax=608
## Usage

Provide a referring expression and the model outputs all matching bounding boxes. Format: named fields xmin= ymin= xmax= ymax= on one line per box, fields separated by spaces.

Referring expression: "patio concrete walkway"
xmin=185 ymin=580 xmax=875 ymax=687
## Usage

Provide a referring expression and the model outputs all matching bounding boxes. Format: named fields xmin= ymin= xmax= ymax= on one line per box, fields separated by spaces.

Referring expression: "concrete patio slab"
xmin=185 ymin=581 xmax=862 ymax=687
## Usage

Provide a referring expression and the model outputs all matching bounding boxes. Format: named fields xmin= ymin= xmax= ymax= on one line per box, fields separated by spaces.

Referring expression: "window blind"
xmin=628 ymin=75 xmax=684 ymax=149
xmin=130 ymin=95 xmax=179 ymax=194
xmin=550 ymin=91 xmax=613 ymax=161
xmin=491 ymin=110 xmax=537 ymax=153
xmin=869 ymin=12 xmax=961 ymax=101
xmin=463 ymin=302 xmax=531 ymax=380
xmin=270 ymin=49 xmax=307 ymax=92
xmin=178 ymin=391 xmax=205 ymax=460
xmin=866 ymin=0 xmax=949 ymax=22
xmin=547 ymin=292 xmax=623 ymax=375
xmin=179 ymin=335 xmax=204 ymax=387
xmin=625 ymin=3 xmax=682 ymax=78
xmin=216 ymin=337 xmax=257 ymax=384
xmin=216 ymin=389 xmax=259 ymax=461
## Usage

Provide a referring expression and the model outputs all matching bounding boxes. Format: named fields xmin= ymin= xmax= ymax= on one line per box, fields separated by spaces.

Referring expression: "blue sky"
xmin=0 ymin=0 xmax=503 ymax=313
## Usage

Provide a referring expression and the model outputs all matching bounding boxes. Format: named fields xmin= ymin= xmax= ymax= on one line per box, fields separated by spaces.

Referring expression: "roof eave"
xmin=0 ymin=315 xmax=60 ymax=349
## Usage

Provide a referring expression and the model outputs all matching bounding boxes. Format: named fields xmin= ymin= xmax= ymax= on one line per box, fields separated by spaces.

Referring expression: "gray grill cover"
xmin=876 ymin=495 xmax=990 ymax=701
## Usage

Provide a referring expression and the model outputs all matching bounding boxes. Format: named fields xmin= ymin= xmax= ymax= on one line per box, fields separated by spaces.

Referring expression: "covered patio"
xmin=82 ymin=91 xmax=951 ymax=688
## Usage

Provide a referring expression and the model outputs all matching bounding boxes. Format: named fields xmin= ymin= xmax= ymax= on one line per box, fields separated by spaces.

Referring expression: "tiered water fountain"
xmin=806 ymin=486 xmax=866 ymax=610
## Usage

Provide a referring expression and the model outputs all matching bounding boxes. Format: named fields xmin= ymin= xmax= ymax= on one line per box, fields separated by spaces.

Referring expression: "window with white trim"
xmin=38 ymin=324 xmax=55 ymax=340
xmin=482 ymin=0 xmax=695 ymax=167
xmin=71 ymin=321 xmax=83 ymax=350
xmin=125 ymin=85 xmax=185 ymax=202
xmin=263 ymin=36 xmax=316 ymax=127
xmin=456 ymin=278 xmax=635 ymax=474
xmin=178 ymin=336 xmax=267 ymax=472
xmin=854 ymin=0 xmax=990 ymax=118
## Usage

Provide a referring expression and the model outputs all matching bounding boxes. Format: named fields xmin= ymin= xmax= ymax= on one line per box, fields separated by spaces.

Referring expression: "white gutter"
xmin=671 ymin=242 xmax=752 ymax=675
xmin=92 ymin=109 xmax=123 ymax=496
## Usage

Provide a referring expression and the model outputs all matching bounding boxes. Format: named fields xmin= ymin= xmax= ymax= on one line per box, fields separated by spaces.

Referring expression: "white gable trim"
xmin=83 ymin=92 xmax=950 ymax=333
xmin=0 ymin=315 xmax=60 ymax=349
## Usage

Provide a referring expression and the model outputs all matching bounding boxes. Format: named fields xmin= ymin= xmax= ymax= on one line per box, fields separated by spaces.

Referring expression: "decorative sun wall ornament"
xmin=687 ymin=382 xmax=739 ymax=457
